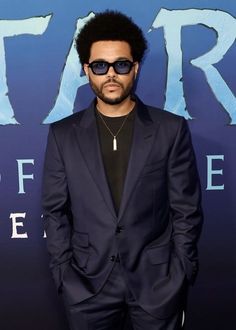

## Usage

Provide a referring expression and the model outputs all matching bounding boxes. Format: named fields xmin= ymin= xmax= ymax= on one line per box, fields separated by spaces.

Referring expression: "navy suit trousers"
xmin=63 ymin=261 xmax=185 ymax=330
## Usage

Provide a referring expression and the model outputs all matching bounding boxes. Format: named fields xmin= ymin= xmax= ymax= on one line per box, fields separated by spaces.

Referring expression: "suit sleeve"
xmin=42 ymin=125 xmax=72 ymax=292
xmin=168 ymin=118 xmax=203 ymax=284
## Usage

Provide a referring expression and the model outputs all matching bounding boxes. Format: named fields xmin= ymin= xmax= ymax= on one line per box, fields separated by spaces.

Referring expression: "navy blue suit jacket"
xmin=42 ymin=97 xmax=203 ymax=318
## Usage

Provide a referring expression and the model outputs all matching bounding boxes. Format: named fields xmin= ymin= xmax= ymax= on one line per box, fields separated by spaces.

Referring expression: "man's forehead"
xmin=89 ymin=40 xmax=132 ymax=61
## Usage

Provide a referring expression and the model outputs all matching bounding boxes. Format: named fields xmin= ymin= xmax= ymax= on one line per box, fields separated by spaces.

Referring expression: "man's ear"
xmin=134 ymin=62 xmax=139 ymax=78
xmin=83 ymin=64 xmax=89 ymax=77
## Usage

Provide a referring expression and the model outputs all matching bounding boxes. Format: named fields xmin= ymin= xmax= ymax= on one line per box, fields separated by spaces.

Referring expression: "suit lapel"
xmin=118 ymin=99 xmax=159 ymax=221
xmin=73 ymin=101 xmax=117 ymax=220
xmin=73 ymin=98 xmax=159 ymax=222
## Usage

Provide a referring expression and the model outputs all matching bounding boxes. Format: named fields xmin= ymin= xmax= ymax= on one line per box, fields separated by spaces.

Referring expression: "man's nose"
xmin=106 ymin=65 xmax=117 ymax=78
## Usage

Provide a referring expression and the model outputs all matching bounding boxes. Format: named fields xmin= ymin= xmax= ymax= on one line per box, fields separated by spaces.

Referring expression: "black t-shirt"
xmin=95 ymin=107 xmax=135 ymax=214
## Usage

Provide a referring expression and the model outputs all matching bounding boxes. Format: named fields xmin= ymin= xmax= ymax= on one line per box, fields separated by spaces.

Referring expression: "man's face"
xmin=83 ymin=40 xmax=139 ymax=105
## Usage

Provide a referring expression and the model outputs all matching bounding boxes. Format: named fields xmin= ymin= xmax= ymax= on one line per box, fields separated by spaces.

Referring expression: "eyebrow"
xmin=89 ymin=57 xmax=132 ymax=63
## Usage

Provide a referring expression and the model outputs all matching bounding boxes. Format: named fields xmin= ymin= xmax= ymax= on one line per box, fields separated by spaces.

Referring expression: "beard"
xmin=89 ymin=76 xmax=135 ymax=105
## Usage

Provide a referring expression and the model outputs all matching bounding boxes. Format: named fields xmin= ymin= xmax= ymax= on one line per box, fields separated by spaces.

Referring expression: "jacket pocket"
xmin=142 ymin=157 xmax=166 ymax=176
xmin=72 ymin=231 xmax=89 ymax=248
xmin=146 ymin=243 xmax=170 ymax=265
xmin=72 ymin=231 xmax=90 ymax=269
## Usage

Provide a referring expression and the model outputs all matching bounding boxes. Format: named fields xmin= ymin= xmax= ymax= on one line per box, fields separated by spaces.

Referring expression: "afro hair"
xmin=75 ymin=10 xmax=147 ymax=65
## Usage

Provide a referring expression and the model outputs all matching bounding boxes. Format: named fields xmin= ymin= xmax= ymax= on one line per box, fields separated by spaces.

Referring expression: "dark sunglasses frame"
xmin=87 ymin=60 xmax=135 ymax=75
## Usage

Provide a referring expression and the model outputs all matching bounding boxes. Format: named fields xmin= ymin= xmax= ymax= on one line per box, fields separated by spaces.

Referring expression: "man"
xmin=42 ymin=10 xmax=203 ymax=330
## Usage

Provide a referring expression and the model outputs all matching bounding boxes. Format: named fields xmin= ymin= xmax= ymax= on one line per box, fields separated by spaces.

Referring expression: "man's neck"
xmin=96 ymin=96 xmax=135 ymax=117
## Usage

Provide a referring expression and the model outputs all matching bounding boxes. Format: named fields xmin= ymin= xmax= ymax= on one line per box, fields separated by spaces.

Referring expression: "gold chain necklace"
xmin=96 ymin=108 xmax=132 ymax=151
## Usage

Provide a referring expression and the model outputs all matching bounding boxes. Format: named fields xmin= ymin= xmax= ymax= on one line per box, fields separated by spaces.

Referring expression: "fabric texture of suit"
xmin=42 ymin=96 xmax=203 ymax=319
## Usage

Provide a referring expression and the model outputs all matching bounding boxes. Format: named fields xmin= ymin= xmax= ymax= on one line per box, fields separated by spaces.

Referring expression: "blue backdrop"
xmin=0 ymin=1 xmax=235 ymax=329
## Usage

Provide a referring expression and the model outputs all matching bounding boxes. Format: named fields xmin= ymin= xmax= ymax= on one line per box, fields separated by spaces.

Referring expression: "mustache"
xmin=102 ymin=79 xmax=123 ymax=87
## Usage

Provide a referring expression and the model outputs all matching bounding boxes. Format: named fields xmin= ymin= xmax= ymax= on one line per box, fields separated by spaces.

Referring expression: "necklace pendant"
xmin=113 ymin=137 xmax=117 ymax=151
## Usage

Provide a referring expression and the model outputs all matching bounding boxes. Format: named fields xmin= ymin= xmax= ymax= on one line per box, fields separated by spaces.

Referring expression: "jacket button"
xmin=116 ymin=226 xmax=123 ymax=234
xmin=110 ymin=255 xmax=116 ymax=262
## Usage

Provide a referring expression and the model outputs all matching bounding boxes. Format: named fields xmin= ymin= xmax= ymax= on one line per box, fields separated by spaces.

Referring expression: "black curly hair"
xmin=75 ymin=10 xmax=147 ymax=65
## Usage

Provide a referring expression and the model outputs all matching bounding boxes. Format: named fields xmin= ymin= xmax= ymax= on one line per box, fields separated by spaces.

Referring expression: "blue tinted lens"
xmin=91 ymin=62 xmax=108 ymax=74
xmin=89 ymin=60 xmax=133 ymax=75
xmin=114 ymin=61 xmax=132 ymax=74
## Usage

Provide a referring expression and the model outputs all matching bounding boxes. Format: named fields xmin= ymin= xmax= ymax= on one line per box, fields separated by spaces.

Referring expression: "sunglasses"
xmin=87 ymin=60 xmax=135 ymax=75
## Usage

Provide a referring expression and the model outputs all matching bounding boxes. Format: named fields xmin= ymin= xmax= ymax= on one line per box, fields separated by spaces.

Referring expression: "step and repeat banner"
xmin=0 ymin=1 xmax=235 ymax=329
